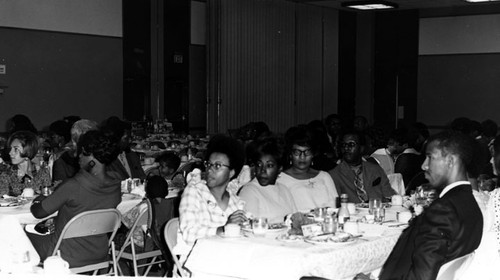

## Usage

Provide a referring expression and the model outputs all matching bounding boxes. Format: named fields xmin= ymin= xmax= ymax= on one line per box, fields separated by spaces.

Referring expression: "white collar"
xmin=439 ymin=181 xmax=471 ymax=198
xmin=401 ymin=148 xmax=420 ymax=155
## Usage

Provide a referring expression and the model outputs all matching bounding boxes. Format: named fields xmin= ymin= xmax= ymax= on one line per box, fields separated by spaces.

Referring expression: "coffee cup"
xmin=344 ymin=221 xmax=359 ymax=235
xmin=397 ymin=211 xmax=412 ymax=223
xmin=44 ymin=255 xmax=69 ymax=274
xmin=224 ymin=224 xmax=241 ymax=237
xmin=22 ymin=188 xmax=35 ymax=198
xmin=391 ymin=195 xmax=403 ymax=206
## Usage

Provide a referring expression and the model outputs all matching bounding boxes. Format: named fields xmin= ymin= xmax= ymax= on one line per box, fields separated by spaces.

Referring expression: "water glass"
xmin=252 ymin=217 xmax=268 ymax=236
xmin=374 ymin=207 xmax=385 ymax=223
xmin=313 ymin=207 xmax=326 ymax=222
xmin=369 ymin=198 xmax=382 ymax=214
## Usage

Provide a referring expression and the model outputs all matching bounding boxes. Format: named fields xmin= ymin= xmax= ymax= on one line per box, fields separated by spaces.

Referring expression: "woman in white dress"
xmin=276 ymin=125 xmax=338 ymax=212
xmin=239 ymin=137 xmax=297 ymax=223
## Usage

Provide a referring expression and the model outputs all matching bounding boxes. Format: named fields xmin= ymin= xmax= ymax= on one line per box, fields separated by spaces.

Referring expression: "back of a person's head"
xmin=450 ymin=117 xmax=472 ymax=135
xmin=389 ymin=127 xmax=409 ymax=146
xmin=8 ymin=114 xmax=37 ymax=134
xmin=156 ymin=152 xmax=181 ymax=170
xmin=77 ymin=130 xmax=119 ymax=165
xmin=71 ymin=119 xmax=98 ymax=144
xmin=146 ymin=175 xmax=169 ymax=199
xmin=481 ymin=119 xmax=498 ymax=138
xmin=205 ymin=134 xmax=245 ymax=178
xmin=427 ymin=130 xmax=480 ymax=177
xmin=101 ymin=116 xmax=131 ymax=139
xmin=63 ymin=116 xmax=81 ymax=128
xmin=49 ymin=120 xmax=71 ymax=143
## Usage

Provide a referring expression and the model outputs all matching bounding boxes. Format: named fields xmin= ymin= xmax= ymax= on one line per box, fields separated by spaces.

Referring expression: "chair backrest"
xmin=164 ymin=217 xmax=190 ymax=277
xmin=52 ymin=209 xmax=122 ymax=256
xmin=164 ymin=217 xmax=179 ymax=249
xmin=437 ymin=252 xmax=475 ymax=280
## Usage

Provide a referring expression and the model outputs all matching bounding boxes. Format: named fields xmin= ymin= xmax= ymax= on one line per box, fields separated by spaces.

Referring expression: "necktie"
xmin=119 ymin=152 xmax=132 ymax=177
xmin=354 ymin=166 xmax=368 ymax=203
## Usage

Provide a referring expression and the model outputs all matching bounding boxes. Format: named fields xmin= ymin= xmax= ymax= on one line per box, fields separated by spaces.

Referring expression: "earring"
xmin=89 ymin=160 xmax=96 ymax=167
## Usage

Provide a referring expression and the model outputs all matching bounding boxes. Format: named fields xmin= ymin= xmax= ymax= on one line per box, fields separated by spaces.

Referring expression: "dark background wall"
xmin=0 ymin=28 xmax=122 ymax=131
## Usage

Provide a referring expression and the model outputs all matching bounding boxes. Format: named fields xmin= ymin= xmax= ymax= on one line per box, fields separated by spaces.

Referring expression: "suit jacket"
xmin=379 ymin=183 xmax=483 ymax=280
xmin=328 ymin=160 xmax=395 ymax=203
xmin=107 ymin=150 xmax=146 ymax=181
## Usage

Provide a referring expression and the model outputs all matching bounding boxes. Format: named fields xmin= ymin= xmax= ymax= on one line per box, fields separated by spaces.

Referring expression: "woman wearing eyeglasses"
xmin=276 ymin=125 xmax=338 ymax=212
xmin=239 ymin=137 xmax=297 ymax=224
xmin=178 ymin=135 xmax=247 ymax=246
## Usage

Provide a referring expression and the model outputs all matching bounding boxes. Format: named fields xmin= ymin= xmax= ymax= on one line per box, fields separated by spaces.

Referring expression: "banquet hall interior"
xmin=1 ymin=0 xmax=500 ymax=135
xmin=1 ymin=0 xmax=500 ymax=278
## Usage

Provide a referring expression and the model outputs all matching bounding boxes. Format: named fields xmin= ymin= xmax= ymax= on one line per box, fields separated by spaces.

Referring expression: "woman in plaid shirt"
xmin=179 ymin=135 xmax=248 ymax=245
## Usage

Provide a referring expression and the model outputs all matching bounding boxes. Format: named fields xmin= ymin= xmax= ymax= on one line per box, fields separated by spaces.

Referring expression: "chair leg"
xmin=143 ymin=256 xmax=157 ymax=276
xmin=112 ymin=241 xmax=118 ymax=277
xmin=131 ymin=240 xmax=139 ymax=276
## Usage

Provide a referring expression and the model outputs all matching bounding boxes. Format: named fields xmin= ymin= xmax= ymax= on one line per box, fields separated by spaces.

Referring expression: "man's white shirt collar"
xmin=439 ymin=181 xmax=471 ymax=198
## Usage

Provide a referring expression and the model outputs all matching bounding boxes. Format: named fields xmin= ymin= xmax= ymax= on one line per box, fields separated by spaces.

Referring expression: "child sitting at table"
xmin=147 ymin=152 xmax=181 ymax=181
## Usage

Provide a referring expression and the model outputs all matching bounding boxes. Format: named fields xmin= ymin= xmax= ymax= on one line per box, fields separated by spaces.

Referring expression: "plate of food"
xmin=275 ymin=233 xmax=304 ymax=242
xmin=0 ymin=197 xmax=21 ymax=207
xmin=268 ymin=223 xmax=288 ymax=232
xmin=304 ymin=232 xmax=357 ymax=246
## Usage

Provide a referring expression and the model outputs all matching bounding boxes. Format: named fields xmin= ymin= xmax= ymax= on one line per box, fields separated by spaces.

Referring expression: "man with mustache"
xmin=329 ymin=130 xmax=395 ymax=203
xmin=379 ymin=130 xmax=483 ymax=280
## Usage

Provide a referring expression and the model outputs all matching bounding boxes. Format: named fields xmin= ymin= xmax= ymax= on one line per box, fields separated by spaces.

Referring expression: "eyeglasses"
xmin=342 ymin=142 xmax=358 ymax=149
xmin=291 ymin=149 xmax=313 ymax=157
xmin=204 ymin=161 xmax=230 ymax=171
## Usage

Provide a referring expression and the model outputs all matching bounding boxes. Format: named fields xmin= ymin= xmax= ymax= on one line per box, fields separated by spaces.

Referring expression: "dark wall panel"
xmin=418 ymin=54 xmax=500 ymax=127
xmin=0 ymin=28 xmax=122 ymax=131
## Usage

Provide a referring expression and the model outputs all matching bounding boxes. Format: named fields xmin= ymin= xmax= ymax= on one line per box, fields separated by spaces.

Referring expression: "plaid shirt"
xmin=179 ymin=181 xmax=244 ymax=245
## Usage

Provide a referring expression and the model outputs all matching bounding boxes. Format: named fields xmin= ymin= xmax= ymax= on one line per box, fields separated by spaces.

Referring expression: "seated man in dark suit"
xmin=102 ymin=117 xmax=146 ymax=181
xmin=329 ymin=131 xmax=395 ymax=203
xmin=380 ymin=130 xmax=483 ymax=280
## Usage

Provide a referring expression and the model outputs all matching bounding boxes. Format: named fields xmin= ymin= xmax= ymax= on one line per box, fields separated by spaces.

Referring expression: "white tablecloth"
xmin=0 ymin=189 xmax=181 ymax=225
xmin=184 ymin=222 xmax=403 ymax=280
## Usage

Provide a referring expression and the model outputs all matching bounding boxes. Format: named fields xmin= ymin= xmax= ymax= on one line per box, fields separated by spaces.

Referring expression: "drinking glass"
xmin=369 ymin=198 xmax=382 ymax=214
xmin=374 ymin=207 xmax=385 ymax=223
xmin=313 ymin=207 xmax=326 ymax=222
xmin=252 ymin=217 xmax=268 ymax=236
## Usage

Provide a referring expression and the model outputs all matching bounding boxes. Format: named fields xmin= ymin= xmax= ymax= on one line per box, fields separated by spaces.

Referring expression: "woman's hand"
xmin=226 ymin=210 xmax=248 ymax=225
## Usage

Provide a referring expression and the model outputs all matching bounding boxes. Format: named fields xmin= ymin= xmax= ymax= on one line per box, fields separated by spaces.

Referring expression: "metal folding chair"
xmin=164 ymin=218 xmax=190 ymax=277
xmin=51 ymin=208 xmax=122 ymax=275
xmin=115 ymin=200 xmax=166 ymax=276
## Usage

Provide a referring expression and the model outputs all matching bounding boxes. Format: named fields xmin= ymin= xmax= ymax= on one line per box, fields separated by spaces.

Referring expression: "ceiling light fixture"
xmin=342 ymin=1 xmax=398 ymax=10
xmin=464 ymin=0 xmax=500 ymax=2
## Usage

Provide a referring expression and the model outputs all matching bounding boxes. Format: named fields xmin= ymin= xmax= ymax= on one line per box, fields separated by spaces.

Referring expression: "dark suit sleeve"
xmin=405 ymin=199 xmax=457 ymax=280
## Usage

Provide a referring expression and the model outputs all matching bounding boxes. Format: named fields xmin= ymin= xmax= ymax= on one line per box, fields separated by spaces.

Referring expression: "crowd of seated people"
xmin=3 ymin=112 xmax=500 ymax=278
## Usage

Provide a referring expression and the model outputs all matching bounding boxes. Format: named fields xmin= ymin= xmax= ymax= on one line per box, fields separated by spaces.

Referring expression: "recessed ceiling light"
xmin=464 ymin=0 xmax=500 ymax=2
xmin=342 ymin=1 xmax=398 ymax=10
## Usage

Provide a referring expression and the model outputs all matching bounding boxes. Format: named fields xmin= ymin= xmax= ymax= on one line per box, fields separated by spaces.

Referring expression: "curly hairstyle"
xmin=284 ymin=125 xmax=318 ymax=155
xmin=77 ymin=130 xmax=119 ymax=165
xmin=250 ymin=137 xmax=285 ymax=168
xmin=427 ymin=130 xmax=481 ymax=178
xmin=7 ymin=130 xmax=39 ymax=160
xmin=205 ymin=134 xmax=245 ymax=180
